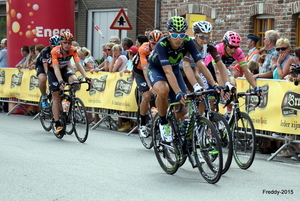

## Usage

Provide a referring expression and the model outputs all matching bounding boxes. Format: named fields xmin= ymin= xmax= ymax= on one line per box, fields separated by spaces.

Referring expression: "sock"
xmin=159 ymin=115 xmax=168 ymax=125
xmin=141 ymin=115 xmax=147 ymax=126
xmin=42 ymin=95 xmax=47 ymax=100
xmin=225 ymin=108 xmax=232 ymax=116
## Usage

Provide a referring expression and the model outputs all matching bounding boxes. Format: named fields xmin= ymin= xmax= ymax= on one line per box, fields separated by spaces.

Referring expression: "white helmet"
xmin=192 ymin=21 xmax=212 ymax=34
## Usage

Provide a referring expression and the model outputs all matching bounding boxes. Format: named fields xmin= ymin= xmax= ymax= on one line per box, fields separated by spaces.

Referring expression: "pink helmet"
xmin=223 ymin=31 xmax=241 ymax=46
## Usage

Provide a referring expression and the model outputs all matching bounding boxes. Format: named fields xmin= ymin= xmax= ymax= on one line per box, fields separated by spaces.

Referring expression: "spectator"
xmin=70 ymin=41 xmax=81 ymax=72
xmin=254 ymin=30 xmax=280 ymax=79
xmin=229 ymin=63 xmax=243 ymax=79
xmin=0 ymin=38 xmax=7 ymax=67
xmin=91 ymin=43 xmax=115 ymax=72
xmin=246 ymin=34 xmax=260 ymax=62
xmin=109 ymin=44 xmax=128 ymax=72
xmin=121 ymin=37 xmax=134 ymax=54
xmin=109 ymin=36 xmax=120 ymax=44
xmin=119 ymin=45 xmax=138 ymax=76
xmin=144 ymin=28 xmax=153 ymax=37
xmin=287 ymin=47 xmax=300 ymax=83
xmin=248 ymin=60 xmax=260 ymax=75
xmin=135 ymin=34 xmax=148 ymax=47
xmin=77 ymin=47 xmax=97 ymax=72
xmin=257 ymin=48 xmax=267 ymax=70
xmin=23 ymin=45 xmax=38 ymax=70
xmin=15 ymin=46 xmax=29 ymax=68
xmin=272 ymin=38 xmax=294 ymax=80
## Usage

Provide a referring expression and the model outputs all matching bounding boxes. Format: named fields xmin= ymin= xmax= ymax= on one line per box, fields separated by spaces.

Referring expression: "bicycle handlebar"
xmin=223 ymin=89 xmax=262 ymax=108
xmin=66 ymin=80 xmax=92 ymax=91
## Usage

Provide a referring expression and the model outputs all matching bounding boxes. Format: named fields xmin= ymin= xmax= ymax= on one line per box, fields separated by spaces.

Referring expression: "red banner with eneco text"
xmin=6 ymin=0 xmax=75 ymax=67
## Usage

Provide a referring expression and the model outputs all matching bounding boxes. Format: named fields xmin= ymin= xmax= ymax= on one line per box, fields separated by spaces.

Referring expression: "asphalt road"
xmin=0 ymin=112 xmax=299 ymax=201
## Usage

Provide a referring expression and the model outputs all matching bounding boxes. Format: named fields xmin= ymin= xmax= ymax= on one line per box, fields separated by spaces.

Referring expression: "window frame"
xmin=254 ymin=16 xmax=275 ymax=49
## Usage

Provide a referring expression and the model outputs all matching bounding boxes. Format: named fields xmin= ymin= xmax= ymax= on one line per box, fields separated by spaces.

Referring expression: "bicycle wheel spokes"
xmin=140 ymin=114 xmax=154 ymax=149
xmin=210 ymin=112 xmax=233 ymax=175
xmin=193 ymin=116 xmax=223 ymax=184
xmin=73 ymin=98 xmax=89 ymax=143
xmin=152 ymin=116 xmax=179 ymax=174
xmin=232 ymin=112 xmax=256 ymax=169
xmin=39 ymin=96 xmax=52 ymax=132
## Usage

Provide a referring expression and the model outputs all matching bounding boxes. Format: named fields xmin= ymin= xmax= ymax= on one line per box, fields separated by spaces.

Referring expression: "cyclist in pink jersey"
xmin=205 ymin=31 xmax=262 ymax=118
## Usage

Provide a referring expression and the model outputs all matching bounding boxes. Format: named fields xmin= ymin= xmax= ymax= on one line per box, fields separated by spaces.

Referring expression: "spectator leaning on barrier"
xmin=254 ymin=30 xmax=280 ymax=79
xmin=272 ymin=38 xmax=294 ymax=80
xmin=246 ymin=34 xmax=260 ymax=62
xmin=109 ymin=44 xmax=128 ymax=73
xmin=0 ymin=38 xmax=7 ymax=67
xmin=248 ymin=60 xmax=260 ymax=75
xmin=77 ymin=47 xmax=97 ymax=72
xmin=91 ymin=42 xmax=115 ymax=72
xmin=15 ymin=46 xmax=29 ymax=68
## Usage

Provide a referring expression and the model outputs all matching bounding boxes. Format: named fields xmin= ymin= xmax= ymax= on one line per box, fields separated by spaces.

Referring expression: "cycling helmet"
xmin=167 ymin=16 xmax=188 ymax=33
xmin=148 ymin=30 xmax=163 ymax=43
xmin=49 ymin=35 xmax=60 ymax=46
xmin=60 ymin=31 xmax=74 ymax=42
xmin=192 ymin=21 xmax=212 ymax=34
xmin=223 ymin=31 xmax=241 ymax=46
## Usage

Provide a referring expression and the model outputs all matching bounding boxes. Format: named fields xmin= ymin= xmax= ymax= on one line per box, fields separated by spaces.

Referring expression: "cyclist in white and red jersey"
xmin=204 ymin=31 xmax=262 ymax=118
xmin=48 ymin=31 xmax=91 ymax=134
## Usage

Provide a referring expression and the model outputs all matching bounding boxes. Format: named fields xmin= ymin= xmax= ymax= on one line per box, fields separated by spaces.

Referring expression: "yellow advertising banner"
xmin=235 ymin=78 xmax=300 ymax=135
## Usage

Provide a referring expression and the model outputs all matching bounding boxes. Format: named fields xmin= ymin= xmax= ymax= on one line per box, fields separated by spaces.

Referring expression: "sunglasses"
xmin=276 ymin=47 xmax=288 ymax=51
xmin=196 ymin=34 xmax=210 ymax=40
xmin=227 ymin=45 xmax=239 ymax=50
xmin=106 ymin=49 xmax=111 ymax=51
xmin=170 ymin=33 xmax=186 ymax=39
xmin=110 ymin=40 xmax=117 ymax=43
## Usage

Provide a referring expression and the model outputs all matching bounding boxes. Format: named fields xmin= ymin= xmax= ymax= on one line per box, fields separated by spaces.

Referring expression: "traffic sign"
xmin=110 ymin=9 xmax=132 ymax=30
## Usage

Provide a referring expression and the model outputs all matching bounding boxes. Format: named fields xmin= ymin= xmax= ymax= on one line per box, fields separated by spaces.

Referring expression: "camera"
xmin=290 ymin=64 xmax=300 ymax=86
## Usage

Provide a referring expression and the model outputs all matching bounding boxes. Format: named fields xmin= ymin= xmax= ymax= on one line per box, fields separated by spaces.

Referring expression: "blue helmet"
xmin=49 ymin=35 xmax=60 ymax=46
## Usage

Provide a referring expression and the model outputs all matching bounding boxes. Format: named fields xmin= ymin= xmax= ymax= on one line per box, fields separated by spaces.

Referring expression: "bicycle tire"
xmin=39 ymin=95 xmax=52 ymax=132
xmin=139 ymin=113 xmax=154 ymax=149
xmin=193 ymin=116 xmax=223 ymax=184
xmin=231 ymin=112 xmax=256 ymax=170
xmin=152 ymin=115 xmax=180 ymax=175
xmin=51 ymin=99 xmax=64 ymax=139
xmin=73 ymin=98 xmax=89 ymax=143
xmin=209 ymin=111 xmax=233 ymax=174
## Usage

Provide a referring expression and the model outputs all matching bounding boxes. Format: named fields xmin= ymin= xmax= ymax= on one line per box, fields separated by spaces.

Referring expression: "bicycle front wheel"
xmin=152 ymin=115 xmax=179 ymax=175
xmin=210 ymin=112 xmax=233 ymax=175
xmin=231 ymin=112 xmax=256 ymax=169
xmin=39 ymin=96 xmax=52 ymax=132
xmin=72 ymin=98 xmax=89 ymax=143
xmin=193 ymin=116 xmax=223 ymax=184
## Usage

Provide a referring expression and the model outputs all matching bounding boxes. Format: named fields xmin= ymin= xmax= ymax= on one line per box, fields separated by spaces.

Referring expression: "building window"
xmin=0 ymin=15 xmax=6 ymax=39
xmin=254 ymin=15 xmax=274 ymax=48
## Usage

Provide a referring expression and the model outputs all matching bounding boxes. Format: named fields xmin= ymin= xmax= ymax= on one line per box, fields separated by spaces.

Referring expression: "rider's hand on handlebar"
xmin=59 ymin=80 xmax=65 ymax=90
xmin=175 ymin=92 xmax=186 ymax=105
xmin=254 ymin=87 xmax=263 ymax=96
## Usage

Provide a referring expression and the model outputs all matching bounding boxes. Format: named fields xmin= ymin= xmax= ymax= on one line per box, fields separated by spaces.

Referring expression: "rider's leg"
xmin=153 ymin=81 xmax=169 ymax=125
xmin=140 ymin=91 xmax=151 ymax=126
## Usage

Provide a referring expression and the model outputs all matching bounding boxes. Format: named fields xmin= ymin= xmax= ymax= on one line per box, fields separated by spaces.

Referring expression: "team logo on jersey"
xmin=169 ymin=52 xmax=184 ymax=64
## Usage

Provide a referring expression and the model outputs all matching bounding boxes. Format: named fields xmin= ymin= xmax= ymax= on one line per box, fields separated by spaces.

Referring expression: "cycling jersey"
xmin=148 ymin=36 xmax=203 ymax=102
xmin=50 ymin=46 xmax=80 ymax=69
xmin=36 ymin=46 xmax=51 ymax=76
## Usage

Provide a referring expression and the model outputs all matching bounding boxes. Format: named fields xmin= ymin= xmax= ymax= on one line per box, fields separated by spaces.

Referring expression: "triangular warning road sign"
xmin=110 ymin=9 xmax=133 ymax=30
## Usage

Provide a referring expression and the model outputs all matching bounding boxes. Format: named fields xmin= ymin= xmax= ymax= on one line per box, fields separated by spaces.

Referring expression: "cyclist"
xmin=182 ymin=21 xmax=233 ymax=112
xmin=133 ymin=29 xmax=163 ymax=138
xmin=36 ymin=35 xmax=60 ymax=109
xmin=147 ymin=16 xmax=221 ymax=143
xmin=204 ymin=31 xmax=262 ymax=119
xmin=48 ymin=31 xmax=91 ymax=134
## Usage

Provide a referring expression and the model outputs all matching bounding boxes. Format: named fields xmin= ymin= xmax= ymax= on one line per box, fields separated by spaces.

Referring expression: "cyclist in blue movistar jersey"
xmin=147 ymin=16 xmax=221 ymax=143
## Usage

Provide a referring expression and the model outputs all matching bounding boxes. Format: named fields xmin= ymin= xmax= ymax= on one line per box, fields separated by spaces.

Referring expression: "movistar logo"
xmin=160 ymin=41 xmax=167 ymax=47
xmin=185 ymin=37 xmax=191 ymax=42
xmin=169 ymin=52 xmax=184 ymax=64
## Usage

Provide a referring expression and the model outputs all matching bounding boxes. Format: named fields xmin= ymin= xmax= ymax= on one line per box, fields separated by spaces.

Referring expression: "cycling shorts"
xmin=47 ymin=67 xmax=75 ymax=93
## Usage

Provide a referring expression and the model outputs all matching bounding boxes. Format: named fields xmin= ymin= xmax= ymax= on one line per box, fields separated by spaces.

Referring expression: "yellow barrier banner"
xmin=236 ymin=78 xmax=300 ymax=135
xmin=77 ymin=72 xmax=138 ymax=111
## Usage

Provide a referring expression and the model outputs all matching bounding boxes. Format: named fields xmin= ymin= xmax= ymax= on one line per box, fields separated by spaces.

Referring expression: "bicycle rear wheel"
xmin=209 ymin=111 xmax=233 ymax=174
xmin=152 ymin=115 xmax=179 ymax=175
xmin=73 ymin=98 xmax=89 ymax=143
xmin=139 ymin=113 xmax=154 ymax=149
xmin=193 ymin=116 xmax=223 ymax=184
xmin=231 ymin=112 xmax=256 ymax=169
xmin=39 ymin=95 xmax=52 ymax=132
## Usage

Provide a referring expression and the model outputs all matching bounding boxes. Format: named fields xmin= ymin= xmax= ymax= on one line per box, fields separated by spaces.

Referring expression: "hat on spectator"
xmin=231 ymin=64 xmax=243 ymax=75
xmin=126 ymin=46 xmax=138 ymax=54
xmin=247 ymin=34 xmax=260 ymax=43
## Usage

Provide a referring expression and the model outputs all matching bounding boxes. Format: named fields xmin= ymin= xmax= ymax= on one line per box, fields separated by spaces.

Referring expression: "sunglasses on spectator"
xmin=196 ymin=34 xmax=210 ymax=40
xmin=227 ymin=45 xmax=239 ymax=50
xmin=106 ymin=49 xmax=112 ymax=51
xmin=110 ymin=40 xmax=117 ymax=43
xmin=170 ymin=33 xmax=186 ymax=39
xmin=276 ymin=47 xmax=288 ymax=51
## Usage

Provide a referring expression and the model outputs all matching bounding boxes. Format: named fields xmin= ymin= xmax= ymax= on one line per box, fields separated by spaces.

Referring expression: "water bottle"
xmin=180 ymin=119 xmax=190 ymax=135
xmin=61 ymin=99 xmax=70 ymax=112
xmin=151 ymin=107 xmax=158 ymax=117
